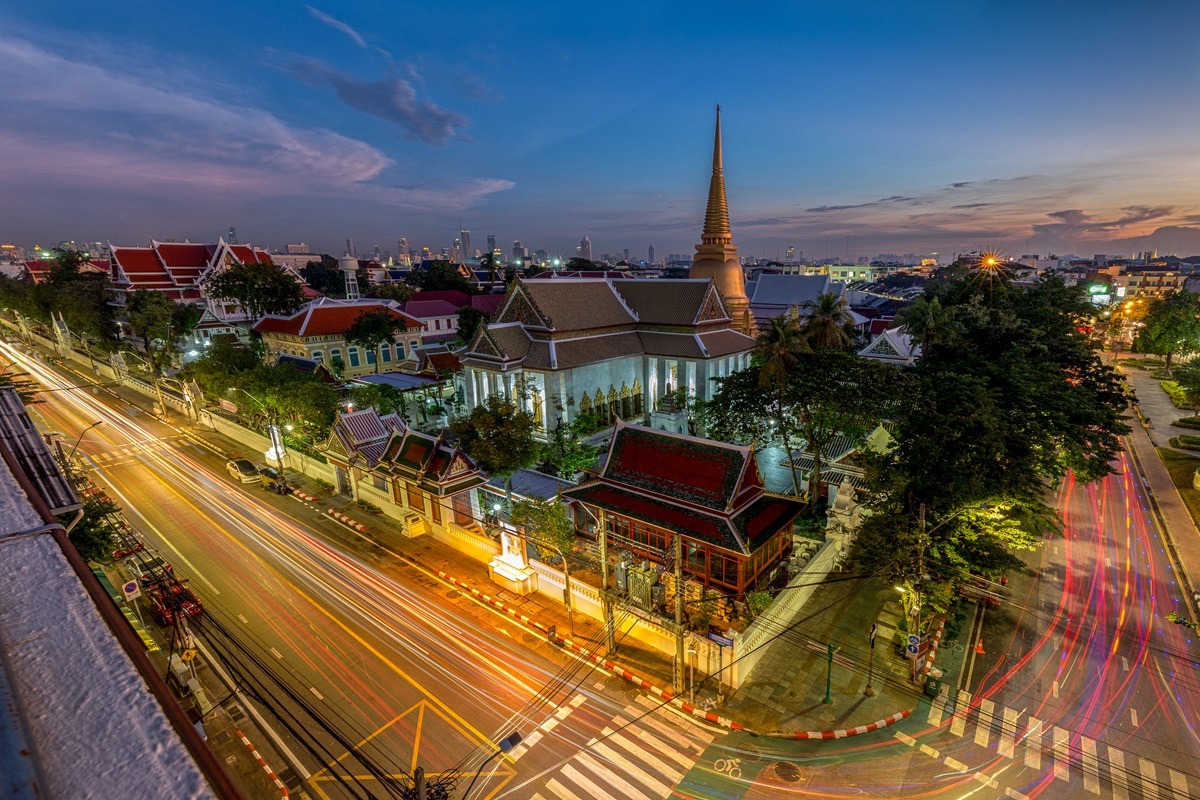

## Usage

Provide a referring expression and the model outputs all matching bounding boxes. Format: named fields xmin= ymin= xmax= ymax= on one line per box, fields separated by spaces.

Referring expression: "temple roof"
xmin=254 ymin=298 xmax=422 ymax=337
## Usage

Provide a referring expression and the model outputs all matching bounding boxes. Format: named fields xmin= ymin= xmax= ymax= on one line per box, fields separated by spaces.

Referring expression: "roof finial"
xmin=703 ymin=105 xmax=731 ymax=245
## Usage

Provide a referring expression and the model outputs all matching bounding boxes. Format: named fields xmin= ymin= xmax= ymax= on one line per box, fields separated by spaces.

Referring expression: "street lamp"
xmin=229 ymin=387 xmax=287 ymax=469
xmin=461 ymin=731 xmax=522 ymax=800
xmin=64 ymin=420 xmax=104 ymax=472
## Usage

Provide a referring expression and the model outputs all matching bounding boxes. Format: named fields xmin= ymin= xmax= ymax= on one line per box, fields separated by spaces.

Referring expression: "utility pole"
xmin=674 ymin=532 xmax=684 ymax=694
xmin=864 ymin=623 xmax=877 ymax=697
xmin=914 ymin=502 xmax=926 ymax=636
xmin=597 ymin=508 xmax=615 ymax=652
xmin=823 ymin=642 xmax=834 ymax=704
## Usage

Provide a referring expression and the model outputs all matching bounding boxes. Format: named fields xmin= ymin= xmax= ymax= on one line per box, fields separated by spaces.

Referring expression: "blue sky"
xmin=4 ymin=1 xmax=1200 ymax=261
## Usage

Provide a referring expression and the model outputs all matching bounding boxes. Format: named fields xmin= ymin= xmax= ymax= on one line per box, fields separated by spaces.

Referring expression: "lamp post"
xmin=64 ymin=420 xmax=104 ymax=475
xmin=229 ymin=387 xmax=287 ymax=469
xmin=518 ymin=526 xmax=576 ymax=636
xmin=460 ymin=731 xmax=522 ymax=800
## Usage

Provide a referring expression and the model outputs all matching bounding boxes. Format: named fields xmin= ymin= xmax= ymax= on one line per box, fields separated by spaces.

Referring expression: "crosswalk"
xmin=84 ymin=436 xmax=187 ymax=467
xmin=528 ymin=694 xmax=713 ymax=800
xmin=914 ymin=690 xmax=1195 ymax=800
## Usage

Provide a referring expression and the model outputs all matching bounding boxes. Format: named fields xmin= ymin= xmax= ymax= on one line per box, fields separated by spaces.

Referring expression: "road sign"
xmin=907 ymin=634 xmax=920 ymax=647
xmin=708 ymin=632 xmax=735 ymax=647
xmin=122 ymin=580 xmax=141 ymax=602
xmin=906 ymin=644 xmax=920 ymax=657
xmin=869 ymin=623 xmax=878 ymax=646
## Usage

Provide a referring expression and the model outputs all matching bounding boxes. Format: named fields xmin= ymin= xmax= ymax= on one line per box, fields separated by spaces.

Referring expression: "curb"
xmin=921 ymin=616 xmax=946 ymax=677
xmin=236 ymin=728 xmax=289 ymax=798
xmin=327 ymin=509 xmax=367 ymax=532
xmin=434 ymin=570 xmax=912 ymax=739
xmin=292 ymin=489 xmax=320 ymax=503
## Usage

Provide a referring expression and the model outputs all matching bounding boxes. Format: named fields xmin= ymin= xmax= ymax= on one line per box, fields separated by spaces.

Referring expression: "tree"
xmin=125 ymin=290 xmax=200 ymax=375
xmin=300 ymin=256 xmax=342 ymax=296
xmin=407 ymin=260 xmax=476 ymax=294
xmin=64 ymin=492 xmax=123 ymax=562
xmin=755 ymin=315 xmax=809 ymax=495
xmin=894 ymin=295 xmax=956 ymax=355
xmin=510 ymin=496 xmax=576 ymax=559
xmin=372 ymin=282 xmax=415 ymax=303
xmin=206 ymin=261 xmax=305 ymax=321
xmin=564 ymin=257 xmax=595 ymax=271
xmin=801 ymin=292 xmax=855 ymax=351
xmin=540 ymin=416 xmax=601 ymax=477
xmin=182 ymin=338 xmax=259 ymax=399
xmin=344 ymin=309 xmax=401 ymax=374
xmin=480 ymin=252 xmax=498 ymax=286
xmin=349 ymin=381 xmax=409 ymax=419
xmin=1134 ymin=291 xmax=1200 ymax=371
xmin=457 ymin=306 xmax=488 ymax=345
xmin=450 ymin=394 xmax=539 ymax=506
xmin=1170 ymin=359 xmax=1200 ymax=416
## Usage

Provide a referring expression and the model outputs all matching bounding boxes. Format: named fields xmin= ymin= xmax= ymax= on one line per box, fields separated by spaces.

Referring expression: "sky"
xmin=4 ymin=1 xmax=1200 ymax=262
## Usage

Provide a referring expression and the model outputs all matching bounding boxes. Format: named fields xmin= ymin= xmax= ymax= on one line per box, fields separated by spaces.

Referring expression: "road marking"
xmin=545 ymin=778 xmax=578 ymax=800
xmin=606 ymin=732 xmax=685 ymax=783
xmin=1122 ymin=655 xmax=1129 ymax=671
xmin=950 ymin=690 xmax=970 ymax=737
xmin=944 ymin=756 xmax=969 ymax=772
xmin=1023 ymin=717 xmax=1042 ymax=769
xmin=895 ymin=731 xmax=917 ymax=747
xmin=561 ymin=762 xmax=621 ymax=799
xmin=1169 ymin=768 xmax=1190 ymax=799
xmin=919 ymin=744 xmax=939 ymax=759
xmin=1051 ymin=726 xmax=1069 ymax=781
xmin=927 ymin=690 xmax=948 ymax=726
xmin=1106 ymin=557 xmax=1112 ymax=567
xmin=604 ymin=722 xmax=694 ymax=771
xmin=270 ymin=647 xmax=283 ymax=659
xmin=1005 ymin=789 xmax=1029 ymax=800
xmin=569 ymin=694 xmax=586 ymax=708
xmin=310 ymin=687 xmax=324 ymax=700
xmin=972 ymin=772 xmax=999 ymax=788
xmin=974 ymin=699 xmax=994 ymax=747
xmin=1080 ymin=735 xmax=1099 ymax=794
xmin=1140 ymin=757 xmax=1160 ymax=800
xmin=1130 ymin=707 xmax=1139 ymax=727
xmin=1052 ymin=680 xmax=1059 ymax=699
xmin=998 ymin=706 xmax=1019 ymax=758
xmin=1109 ymin=745 xmax=1129 ymax=800
xmin=589 ymin=739 xmax=674 ymax=795
xmin=238 ymin=614 xmax=249 ymax=624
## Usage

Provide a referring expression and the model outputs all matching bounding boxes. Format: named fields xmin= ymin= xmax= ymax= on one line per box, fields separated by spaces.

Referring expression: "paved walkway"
xmin=1119 ymin=360 xmax=1200 ymax=453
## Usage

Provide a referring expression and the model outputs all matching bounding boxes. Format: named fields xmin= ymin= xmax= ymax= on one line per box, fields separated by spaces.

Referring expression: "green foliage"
xmin=746 ymin=590 xmax=773 ymax=618
xmin=1168 ymin=360 xmax=1200 ymax=413
xmin=894 ymin=295 xmax=957 ymax=354
xmin=182 ymin=338 xmax=260 ymax=399
xmin=124 ymin=290 xmax=201 ymax=375
xmin=1175 ymin=416 xmax=1200 ymax=429
xmin=456 ymin=305 xmax=488 ymax=345
xmin=300 ymin=256 xmax=342 ymax=296
xmin=450 ymin=394 xmax=539 ymax=479
xmin=371 ymin=282 xmax=415 ymax=303
xmin=801 ymin=292 xmax=856 ymax=351
xmin=407 ymin=260 xmax=477 ymax=294
xmin=234 ymin=363 xmax=341 ymax=433
xmin=1135 ymin=291 xmax=1200 ymax=369
xmin=564 ymin=257 xmax=594 ymax=271
xmin=355 ymin=499 xmax=383 ymax=515
xmin=64 ymin=493 xmax=123 ymax=562
xmin=344 ymin=309 xmax=401 ymax=374
xmin=313 ymin=478 xmax=334 ymax=492
xmin=510 ymin=496 xmax=576 ymax=558
xmin=206 ymin=261 xmax=305 ymax=320
xmin=1160 ymin=380 xmax=1198 ymax=411
xmin=349 ymin=382 xmax=409 ymax=418
xmin=540 ymin=417 xmax=601 ymax=477
xmin=1168 ymin=435 xmax=1200 ymax=451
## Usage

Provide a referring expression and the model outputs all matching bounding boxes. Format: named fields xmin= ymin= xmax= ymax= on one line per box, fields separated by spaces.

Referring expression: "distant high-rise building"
xmin=648 ymin=245 xmax=655 ymax=265
xmin=623 ymin=248 xmax=630 ymax=262
xmin=785 ymin=246 xmax=795 ymax=264
xmin=535 ymin=248 xmax=548 ymax=265
xmin=512 ymin=240 xmax=527 ymax=260
xmin=579 ymin=235 xmax=592 ymax=261
xmin=373 ymin=243 xmax=381 ymax=261
xmin=228 ymin=227 xmax=239 ymax=244
xmin=451 ymin=239 xmax=463 ymax=262
xmin=397 ymin=238 xmax=411 ymax=265
xmin=460 ymin=229 xmax=472 ymax=261
xmin=346 ymin=238 xmax=357 ymax=258
xmin=286 ymin=243 xmax=309 ymax=254
xmin=487 ymin=234 xmax=497 ymax=255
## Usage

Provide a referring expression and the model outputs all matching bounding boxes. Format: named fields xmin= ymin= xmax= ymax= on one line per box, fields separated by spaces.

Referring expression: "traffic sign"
xmin=122 ymin=580 xmax=141 ymax=602
xmin=907 ymin=634 xmax=920 ymax=646
xmin=906 ymin=644 xmax=920 ymax=657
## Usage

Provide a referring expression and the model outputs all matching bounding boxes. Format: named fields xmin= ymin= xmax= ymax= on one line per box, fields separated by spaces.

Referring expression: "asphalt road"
xmin=4 ymin=341 xmax=724 ymax=800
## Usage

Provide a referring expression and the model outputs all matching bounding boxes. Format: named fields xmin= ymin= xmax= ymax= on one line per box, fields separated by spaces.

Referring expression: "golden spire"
xmin=702 ymin=105 xmax=732 ymax=246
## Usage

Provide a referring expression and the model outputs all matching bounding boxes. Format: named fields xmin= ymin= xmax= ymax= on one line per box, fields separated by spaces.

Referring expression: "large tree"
xmin=852 ymin=274 xmax=1129 ymax=610
xmin=450 ymin=394 xmax=539 ymax=506
xmin=801 ymin=292 xmax=856 ymax=351
xmin=407 ymin=260 xmax=477 ymax=294
xmin=206 ymin=261 xmax=305 ymax=320
xmin=510 ymin=496 xmax=575 ymax=559
xmin=1134 ymin=291 xmax=1200 ymax=371
xmin=371 ymin=282 xmax=415 ymax=304
xmin=124 ymin=290 xmax=200 ymax=375
xmin=182 ymin=338 xmax=260 ymax=399
xmin=754 ymin=315 xmax=809 ymax=495
xmin=344 ymin=309 xmax=401 ymax=374
xmin=456 ymin=306 xmax=488 ymax=345
xmin=300 ymin=256 xmax=341 ymax=296
xmin=894 ymin=295 xmax=956 ymax=355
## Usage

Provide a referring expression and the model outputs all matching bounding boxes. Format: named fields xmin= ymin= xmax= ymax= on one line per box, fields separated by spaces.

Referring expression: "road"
xmin=4 ymin=341 xmax=723 ymax=800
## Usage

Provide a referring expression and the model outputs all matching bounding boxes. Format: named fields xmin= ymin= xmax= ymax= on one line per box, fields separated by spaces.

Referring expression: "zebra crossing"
xmin=84 ymin=436 xmax=187 ymax=467
xmin=911 ymin=690 xmax=1196 ymax=800
xmin=528 ymin=694 xmax=713 ymax=800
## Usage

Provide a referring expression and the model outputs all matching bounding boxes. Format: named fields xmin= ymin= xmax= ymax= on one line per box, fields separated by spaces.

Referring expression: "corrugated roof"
xmin=0 ymin=388 xmax=79 ymax=514
xmin=610 ymin=279 xmax=713 ymax=325
xmin=515 ymin=280 xmax=636 ymax=331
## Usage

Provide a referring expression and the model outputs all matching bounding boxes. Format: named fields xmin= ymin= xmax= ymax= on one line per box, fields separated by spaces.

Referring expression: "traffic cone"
xmin=975 ymin=639 xmax=985 ymax=655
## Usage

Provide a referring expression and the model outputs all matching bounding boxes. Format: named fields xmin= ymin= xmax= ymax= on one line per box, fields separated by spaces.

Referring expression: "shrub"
xmin=313 ymin=478 xmax=334 ymax=492
xmin=747 ymin=590 xmax=774 ymax=619
xmin=1168 ymin=435 xmax=1200 ymax=451
xmin=354 ymin=499 xmax=382 ymax=515
xmin=1175 ymin=417 xmax=1200 ymax=430
xmin=1161 ymin=381 xmax=1197 ymax=410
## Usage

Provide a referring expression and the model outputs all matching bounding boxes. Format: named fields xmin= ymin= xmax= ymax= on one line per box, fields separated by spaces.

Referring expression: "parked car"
xmin=258 ymin=466 xmax=282 ymax=489
xmin=112 ymin=538 xmax=145 ymax=560
xmin=225 ymin=458 xmax=259 ymax=483
xmin=147 ymin=582 xmax=203 ymax=626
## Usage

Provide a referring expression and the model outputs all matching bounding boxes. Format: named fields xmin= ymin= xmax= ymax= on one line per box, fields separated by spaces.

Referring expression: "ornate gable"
xmin=325 ymin=431 xmax=350 ymax=458
xmin=864 ymin=336 xmax=902 ymax=357
xmin=695 ymin=282 xmax=729 ymax=324
xmin=497 ymin=283 xmax=550 ymax=328
xmin=470 ymin=327 xmax=504 ymax=359
xmin=446 ymin=451 xmax=474 ymax=477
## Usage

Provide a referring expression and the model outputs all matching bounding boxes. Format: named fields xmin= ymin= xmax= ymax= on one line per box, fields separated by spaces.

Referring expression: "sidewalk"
xmin=1120 ymin=361 xmax=1200 ymax=454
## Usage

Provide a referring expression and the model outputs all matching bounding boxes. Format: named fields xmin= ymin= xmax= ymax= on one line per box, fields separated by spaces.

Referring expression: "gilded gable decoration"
xmin=497 ymin=283 xmax=550 ymax=328
xmin=695 ymin=283 xmax=728 ymax=323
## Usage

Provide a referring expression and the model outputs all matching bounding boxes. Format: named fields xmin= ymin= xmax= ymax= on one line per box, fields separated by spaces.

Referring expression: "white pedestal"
xmin=487 ymin=554 xmax=537 ymax=596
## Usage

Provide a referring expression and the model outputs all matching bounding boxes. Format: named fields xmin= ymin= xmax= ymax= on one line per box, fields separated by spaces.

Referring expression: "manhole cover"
xmin=446 ymin=590 xmax=461 ymax=599
xmin=522 ymin=631 xmax=539 ymax=644
xmin=775 ymin=761 xmax=802 ymax=782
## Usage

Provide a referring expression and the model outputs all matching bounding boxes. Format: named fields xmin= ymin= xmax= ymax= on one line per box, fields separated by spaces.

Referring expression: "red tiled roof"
xmin=154 ymin=243 xmax=212 ymax=269
xmin=111 ymin=247 xmax=174 ymax=289
xmin=468 ymin=294 xmax=504 ymax=315
xmin=401 ymin=300 xmax=461 ymax=318
xmin=254 ymin=299 xmax=423 ymax=337
xmin=22 ymin=260 xmax=107 ymax=284
xmin=411 ymin=290 xmax=470 ymax=306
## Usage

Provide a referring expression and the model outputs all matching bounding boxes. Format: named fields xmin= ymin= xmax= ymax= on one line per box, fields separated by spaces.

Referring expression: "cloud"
xmin=0 ymin=36 xmax=509 ymax=212
xmin=288 ymin=58 xmax=470 ymax=145
xmin=804 ymin=196 xmax=914 ymax=213
xmin=306 ymin=6 xmax=367 ymax=50
xmin=1031 ymin=205 xmax=1176 ymax=241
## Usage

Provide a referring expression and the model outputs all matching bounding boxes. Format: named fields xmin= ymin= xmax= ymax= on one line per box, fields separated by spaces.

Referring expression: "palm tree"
xmin=801 ymin=292 xmax=854 ymax=351
xmin=755 ymin=315 xmax=809 ymax=496
xmin=895 ymin=295 xmax=954 ymax=356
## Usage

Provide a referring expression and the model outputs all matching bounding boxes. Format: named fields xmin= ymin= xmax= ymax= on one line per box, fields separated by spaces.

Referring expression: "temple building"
xmin=689 ymin=106 xmax=755 ymax=336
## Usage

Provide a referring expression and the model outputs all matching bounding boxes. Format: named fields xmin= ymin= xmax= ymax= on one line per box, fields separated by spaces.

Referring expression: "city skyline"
xmin=4 ymin=2 xmax=1200 ymax=259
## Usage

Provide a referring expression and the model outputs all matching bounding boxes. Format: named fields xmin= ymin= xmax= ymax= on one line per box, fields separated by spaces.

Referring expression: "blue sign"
xmin=708 ymin=632 xmax=735 ymax=647
xmin=906 ymin=644 xmax=920 ymax=656
xmin=907 ymin=634 xmax=920 ymax=647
